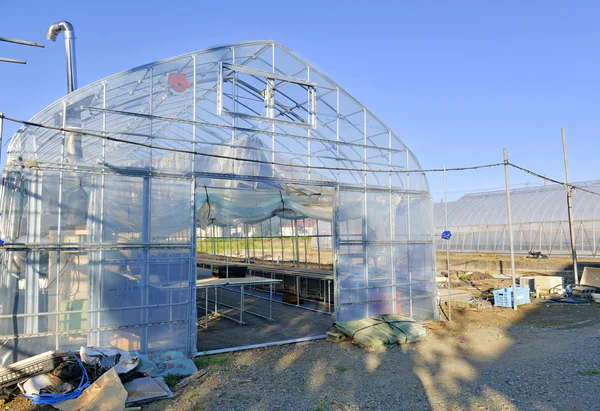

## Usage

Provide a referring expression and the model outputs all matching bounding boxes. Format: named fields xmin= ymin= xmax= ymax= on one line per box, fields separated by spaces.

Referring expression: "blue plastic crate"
xmin=493 ymin=287 xmax=531 ymax=307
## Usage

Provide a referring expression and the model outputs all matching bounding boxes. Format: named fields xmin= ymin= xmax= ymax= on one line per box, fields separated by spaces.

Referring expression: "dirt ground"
xmin=4 ymin=302 xmax=599 ymax=411
xmin=141 ymin=302 xmax=600 ymax=411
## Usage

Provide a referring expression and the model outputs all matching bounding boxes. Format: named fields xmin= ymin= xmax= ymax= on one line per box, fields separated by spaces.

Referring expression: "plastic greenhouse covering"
xmin=0 ymin=41 xmax=438 ymax=365
xmin=434 ymin=181 xmax=600 ymax=256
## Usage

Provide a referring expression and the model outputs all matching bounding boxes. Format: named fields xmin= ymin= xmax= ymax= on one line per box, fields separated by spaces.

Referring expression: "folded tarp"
xmin=332 ymin=314 xmax=426 ymax=348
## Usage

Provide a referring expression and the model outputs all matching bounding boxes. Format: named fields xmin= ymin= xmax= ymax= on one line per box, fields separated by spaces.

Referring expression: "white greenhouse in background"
xmin=434 ymin=181 xmax=600 ymax=257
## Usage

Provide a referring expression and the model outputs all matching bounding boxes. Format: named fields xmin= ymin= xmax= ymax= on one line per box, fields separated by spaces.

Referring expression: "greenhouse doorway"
xmin=195 ymin=182 xmax=336 ymax=353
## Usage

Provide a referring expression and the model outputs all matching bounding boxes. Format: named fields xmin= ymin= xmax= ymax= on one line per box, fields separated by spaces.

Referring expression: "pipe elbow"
xmin=46 ymin=21 xmax=75 ymax=41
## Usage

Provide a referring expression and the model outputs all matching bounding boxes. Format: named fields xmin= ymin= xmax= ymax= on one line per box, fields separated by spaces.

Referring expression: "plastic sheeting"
xmin=196 ymin=187 xmax=333 ymax=228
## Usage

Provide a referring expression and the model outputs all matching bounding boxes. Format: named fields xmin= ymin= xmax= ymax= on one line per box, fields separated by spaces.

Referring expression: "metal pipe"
xmin=0 ymin=37 xmax=44 ymax=48
xmin=46 ymin=21 xmax=77 ymax=93
xmin=0 ymin=57 xmax=26 ymax=64
xmin=195 ymin=334 xmax=328 ymax=357
xmin=0 ymin=113 xmax=3 ymax=168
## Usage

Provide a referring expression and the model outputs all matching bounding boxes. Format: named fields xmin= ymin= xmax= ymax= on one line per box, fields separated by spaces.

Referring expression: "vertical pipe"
xmin=503 ymin=149 xmax=518 ymax=310
xmin=190 ymin=55 xmax=198 ymax=355
xmin=46 ymin=22 xmax=77 ymax=93
xmin=269 ymin=219 xmax=274 ymax=265
xmin=244 ymin=223 xmax=250 ymax=263
xmin=294 ymin=220 xmax=300 ymax=267
xmin=593 ymin=220 xmax=596 ymax=257
xmin=303 ymin=219 xmax=308 ymax=269
xmin=55 ymin=102 xmax=67 ymax=349
xmin=212 ymin=225 xmax=216 ymax=260
xmin=231 ymin=48 xmax=236 ymax=175
xmin=333 ymin=186 xmax=340 ymax=321
xmin=562 ymin=127 xmax=579 ymax=284
xmin=0 ymin=113 xmax=3 ymax=168
xmin=363 ymin=110 xmax=369 ymax=318
xmin=444 ymin=165 xmax=451 ymax=321
xmin=296 ymin=276 xmax=300 ymax=307
xmin=240 ymin=285 xmax=244 ymax=323
xmin=336 ymin=88 xmax=340 ymax=183
xmin=271 ymin=44 xmax=276 ymax=177
xmin=97 ymin=83 xmax=106 ymax=346
xmin=389 ymin=131 xmax=396 ymax=314
xmin=279 ymin=217 xmax=284 ymax=264
xmin=269 ymin=283 xmax=273 ymax=320
xmin=406 ymin=150 xmax=412 ymax=318
xmin=141 ymin=177 xmax=151 ymax=349
xmin=316 ymin=220 xmax=321 ymax=269
xmin=261 ymin=222 xmax=265 ymax=263
xmin=328 ymin=279 xmax=331 ymax=314
xmin=307 ymin=66 xmax=312 ymax=181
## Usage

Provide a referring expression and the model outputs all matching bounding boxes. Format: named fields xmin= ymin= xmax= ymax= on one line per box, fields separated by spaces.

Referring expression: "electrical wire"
xmin=0 ymin=114 xmax=503 ymax=174
xmin=2 ymin=114 xmax=599 ymax=196
xmin=508 ymin=163 xmax=600 ymax=196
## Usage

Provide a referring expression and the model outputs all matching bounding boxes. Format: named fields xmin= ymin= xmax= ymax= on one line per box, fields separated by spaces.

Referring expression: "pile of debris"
xmin=0 ymin=347 xmax=204 ymax=410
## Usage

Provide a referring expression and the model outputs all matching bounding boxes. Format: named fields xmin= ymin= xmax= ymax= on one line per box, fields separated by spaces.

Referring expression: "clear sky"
xmin=1 ymin=0 xmax=598 ymax=201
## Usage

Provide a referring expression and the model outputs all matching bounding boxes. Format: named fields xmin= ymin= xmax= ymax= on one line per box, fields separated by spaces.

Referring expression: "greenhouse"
xmin=433 ymin=181 xmax=600 ymax=257
xmin=0 ymin=41 xmax=437 ymax=365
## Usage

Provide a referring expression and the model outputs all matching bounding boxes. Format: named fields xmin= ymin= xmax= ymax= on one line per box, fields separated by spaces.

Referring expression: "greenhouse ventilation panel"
xmin=0 ymin=41 xmax=438 ymax=365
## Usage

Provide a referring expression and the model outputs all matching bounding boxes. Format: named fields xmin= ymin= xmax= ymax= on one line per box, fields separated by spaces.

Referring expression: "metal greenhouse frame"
xmin=0 ymin=41 xmax=438 ymax=365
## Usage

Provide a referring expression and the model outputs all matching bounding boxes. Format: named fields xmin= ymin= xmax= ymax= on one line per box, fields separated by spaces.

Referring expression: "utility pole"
xmin=503 ymin=149 xmax=518 ymax=310
xmin=444 ymin=165 xmax=451 ymax=321
xmin=562 ymin=127 xmax=579 ymax=284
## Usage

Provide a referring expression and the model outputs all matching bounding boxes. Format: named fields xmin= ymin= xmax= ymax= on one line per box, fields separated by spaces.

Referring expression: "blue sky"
xmin=1 ymin=0 xmax=598 ymax=200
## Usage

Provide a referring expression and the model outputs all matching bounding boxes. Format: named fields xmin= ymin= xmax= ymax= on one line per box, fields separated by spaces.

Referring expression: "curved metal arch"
xmin=8 ymin=40 xmax=427 ymax=192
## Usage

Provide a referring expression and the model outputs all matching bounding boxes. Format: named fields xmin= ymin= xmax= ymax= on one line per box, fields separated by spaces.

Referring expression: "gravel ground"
xmin=3 ymin=303 xmax=599 ymax=410
xmin=145 ymin=303 xmax=600 ymax=411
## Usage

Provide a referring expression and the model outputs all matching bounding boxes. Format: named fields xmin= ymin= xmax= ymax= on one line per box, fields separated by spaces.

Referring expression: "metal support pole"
xmin=240 ymin=285 xmax=244 ymax=324
xmin=269 ymin=219 xmax=275 ymax=265
xmin=296 ymin=276 xmax=300 ymax=307
xmin=269 ymin=283 xmax=273 ymax=320
xmin=303 ymin=219 xmax=308 ymax=269
xmin=214 ymin=287 xmax=218 ymax=315
xmin=279 ymin=217 xmax=284 ymax=264
xmin=294 ymin=220 xmax=300 ymax=267
xmin=327 ymin=279 xmax=331 ymax=314
xmin=261 ymin=222 xmax=265 ymax=263
xmin=212 ymin=225 xmax=216 ymax=260
xmin=444 ymin=165 xmax=451 ymax=321
xmin=562 ymin=127 xmax=579 ymax=284
xmin=205 ymin=288 xmax=208 ymax=329
xmin=0 ymin=113 xmax=3 ymax=167
xmin=316 ymin=220 xmax=321 ymax=269
xmin=503 ymin=149 xmax=518 ymax=310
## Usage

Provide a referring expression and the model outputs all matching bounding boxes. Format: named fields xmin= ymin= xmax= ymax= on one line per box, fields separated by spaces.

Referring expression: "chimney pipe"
xmin=46 ymin=21 xmax=77 ymax=93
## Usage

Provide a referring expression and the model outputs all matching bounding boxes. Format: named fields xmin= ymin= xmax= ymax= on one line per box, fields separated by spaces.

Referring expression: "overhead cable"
xmin=0 ymin=115 xmax=503 ymax=174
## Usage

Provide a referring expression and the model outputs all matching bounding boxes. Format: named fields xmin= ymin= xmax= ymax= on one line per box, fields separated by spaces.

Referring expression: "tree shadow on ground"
xmin=148 ymin=302 xmax=600 ymax=411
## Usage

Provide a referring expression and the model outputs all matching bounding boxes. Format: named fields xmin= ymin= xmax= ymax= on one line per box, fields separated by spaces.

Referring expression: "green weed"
xmin=579 ymin=368 xmax=600 ymax=376
xmin=163 ymin=374 xmax=187 ymax=390
xmin=194 ymin=354 xmax=230 ymax=369
xmin=313 ymin=398 xmax=329 ymax=411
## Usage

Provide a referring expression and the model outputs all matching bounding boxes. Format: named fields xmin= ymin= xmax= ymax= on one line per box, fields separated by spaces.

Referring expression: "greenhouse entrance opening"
xmin=194 ymin=181 xmax=335 ymax=352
